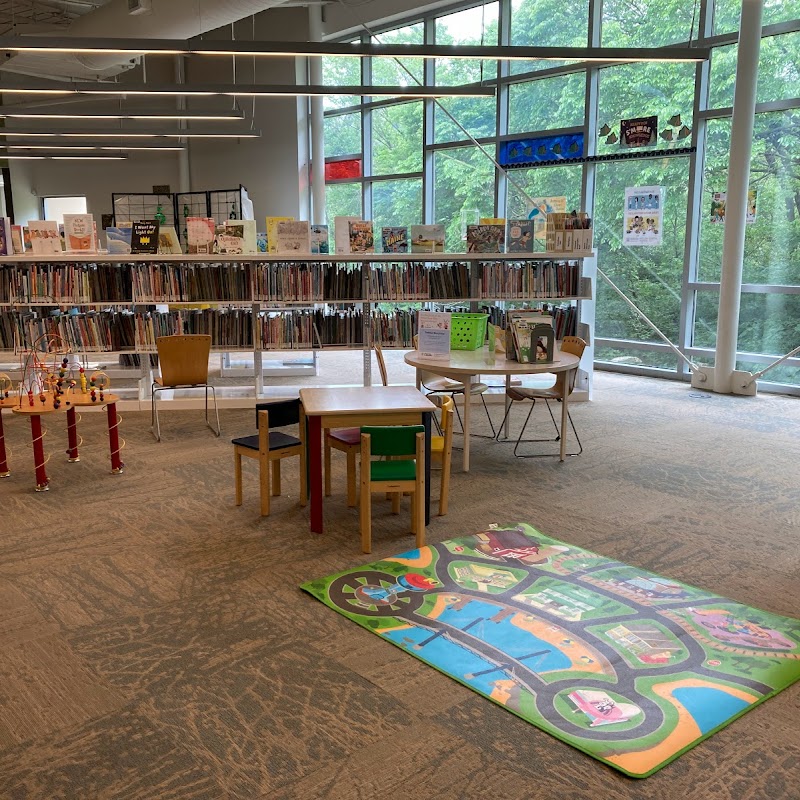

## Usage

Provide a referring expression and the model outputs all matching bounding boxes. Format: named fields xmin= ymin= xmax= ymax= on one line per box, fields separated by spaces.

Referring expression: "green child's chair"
xmin=359 ymin=425 xmax=425 ymax=554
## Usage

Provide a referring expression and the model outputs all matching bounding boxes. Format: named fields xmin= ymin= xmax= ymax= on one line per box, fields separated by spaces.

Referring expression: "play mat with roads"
xmin=301 ymin=523 xmax=800 ymax=778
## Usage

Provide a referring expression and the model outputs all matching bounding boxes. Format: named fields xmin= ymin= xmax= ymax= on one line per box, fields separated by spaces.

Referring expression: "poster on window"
xmin=620 ymin=116 xmax=658 ymax=148
xmin=526 ymin=196 xmax=567 ymax=249
xmin=710 ymin=190 xmax=757 ymax=224
xmin=623 ymin=186 xmax=663 ymax=246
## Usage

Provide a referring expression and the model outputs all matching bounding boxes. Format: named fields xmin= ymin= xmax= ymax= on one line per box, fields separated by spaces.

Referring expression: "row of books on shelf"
xmin=2 ymin=260 xmax=586 ymax=304
xmin=1 ymin=304 xmax=579 ymax=353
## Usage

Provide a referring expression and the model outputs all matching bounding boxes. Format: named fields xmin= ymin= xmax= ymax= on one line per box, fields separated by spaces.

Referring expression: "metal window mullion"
xmin=361 ymin=37 xmax=373 ymax=221
xmin=495 ymin=0 xmax=512 ymax=218
xmin=678 ymin=0 xmax=713 ymax=380
xmin=423 ymin=16 xmax=436 ymax=224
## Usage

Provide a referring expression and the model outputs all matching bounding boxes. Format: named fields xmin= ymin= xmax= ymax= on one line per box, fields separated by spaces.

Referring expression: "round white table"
xmin=404 ymin=347 xmax=580 ymax=470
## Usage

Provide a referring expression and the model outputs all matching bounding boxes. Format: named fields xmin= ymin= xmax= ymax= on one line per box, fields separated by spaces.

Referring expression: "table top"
xmin=67 ymin=392 xmax=120 ymax=407
xmin=404 ymin=347 xmax=580 ymax=376
xmin=10 ymin=398 xmax=62 ymax=415
xmin=300 ymin=386 xmax=436 ymax=416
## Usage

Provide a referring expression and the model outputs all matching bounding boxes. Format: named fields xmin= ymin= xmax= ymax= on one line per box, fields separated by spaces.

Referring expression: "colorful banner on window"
xmin=623 ymin=186 xmax=663 ymax=246
xmin=620 ymin=116 xmax=658 ymax=149
xmin=499 ymin=133 xmax=584 ymax=167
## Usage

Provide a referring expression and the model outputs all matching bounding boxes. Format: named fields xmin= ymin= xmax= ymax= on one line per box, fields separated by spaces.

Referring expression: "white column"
xmin=308 ymin=6 xmax=326 ymax=225
xmin=713 ymin=0 xmax=763 ymax=393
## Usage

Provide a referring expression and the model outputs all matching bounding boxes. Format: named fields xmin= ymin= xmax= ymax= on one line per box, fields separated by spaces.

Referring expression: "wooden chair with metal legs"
xmin=232 ymin=399 xmax=307 ymax=516
xmin=428 ymin=395 xmax=455 ymax=516
xmin=151 ymin=334 xmax=220 ymax=441
xmin=324 ymin=343 xmax=388 ymax=506
xmin=412 ymin=334 xmax=496 ymax=438
xmin=359 ymin=425 xmax=425 ymax=554
xmin=495 ymin=336 xmax=587 ymax=458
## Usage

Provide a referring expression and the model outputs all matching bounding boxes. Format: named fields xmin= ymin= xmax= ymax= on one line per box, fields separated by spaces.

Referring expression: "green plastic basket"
xmin=450 ymin=313 xmax=489 ymax=350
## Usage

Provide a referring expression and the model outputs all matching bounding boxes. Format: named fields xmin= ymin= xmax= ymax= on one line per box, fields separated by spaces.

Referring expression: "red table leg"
xmin=66 ymin=406 xmax=80 ymax=462
xmin=106 ymin=402 xmax=124 ymax=474
xmin=0 ymin=409 xmax=9 ymax=478
xmin=30 ymin=414 xmax=49 ymax=491
xmin=308 ymin=414 xmax=323 ymax=533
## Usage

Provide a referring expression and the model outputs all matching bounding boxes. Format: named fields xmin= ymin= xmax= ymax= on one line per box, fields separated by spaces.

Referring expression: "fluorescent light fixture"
xmin=0 ymin=109 xmax=244 ymax=121
xmin=0 ymin=82 xmax=495 ymax=99
xmin=0 ymin=154 xmax=127 ymax=159
xmin=0 ymin=128 xmax=261 ymax=138
xmin=0 ymin=142 xmax=186 ymax=151
xmin=0 ymin=36 xmax=710 ymax=63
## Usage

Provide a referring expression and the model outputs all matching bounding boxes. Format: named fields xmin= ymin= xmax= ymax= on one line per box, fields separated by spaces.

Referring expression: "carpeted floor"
xmin=0 ymin=372 xmax=798 ymax=799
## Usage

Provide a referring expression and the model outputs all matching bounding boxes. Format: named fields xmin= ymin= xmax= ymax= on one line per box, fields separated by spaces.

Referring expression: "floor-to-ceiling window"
xmin=321 ymin=0 xmax=800 ymax=393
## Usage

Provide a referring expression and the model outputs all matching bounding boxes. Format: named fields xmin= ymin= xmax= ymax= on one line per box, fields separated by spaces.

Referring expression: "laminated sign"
xmin=620 ymin=116 xmax=658 ymax=149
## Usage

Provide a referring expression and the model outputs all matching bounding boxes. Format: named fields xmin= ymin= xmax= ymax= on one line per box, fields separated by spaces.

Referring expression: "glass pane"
xmin=505 ymin=165 xmax=583 ymax=237
xmin=709 ymin=33 xmax=800 ymax=109
xmin=372 ymin=102 xmax=423 ymax=175
xmin=43 ymin=196 xmax=87 ymax=224
xmin=597 ymin=62 xmax=695 ymax=156
xmin=510 ymin=0 xmax=588 ymax=74
xmin=595 ymin=344 xmax=679 ymax=371
xmin=322 ymin=52 xmax=361 ymax=110
xmin=325 ymin=182 xmax=362 ymax=224
xmin=372 ymin=179 xmax=423 ymax=237
xmin=434 ymin=146 xmax=496 ymax=252
xmin=508 ymin=74 xmax=586 ymax=134
xmin=371 ymin=23 xmax=424 ymax=87
xmin=699 ymin=112 xmax=800 ymax=285
xmin=324 ymin=112 xmax=361 ymax=158
xmin=594 ymin=157 xmax=690 ymax=344
xmin=325 ymin=159 xmax=361 ymax=181
xmin=602 ymin=0 xmax=699 ymax=46
xmin=694 ymin=290 xmax=800 ymax=382
xmin=714 ymin=0 xmax=800 ymax=35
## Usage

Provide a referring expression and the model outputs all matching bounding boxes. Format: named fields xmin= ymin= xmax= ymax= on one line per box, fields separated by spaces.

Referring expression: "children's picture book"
xmin=275 ymin=220 xmax=311 ymax=254
xmin=349 ymin=221 xmax=375 ymax=254
xmin=266 ymin=216 xmax=294 ymax=254
xmin=410 ymin=224 xmax=445 ymax=254
xmin=63 ymin=213 xmax=96 ymax=251
xmin=105 ymin=226 xmax=132 ymax=254
xmin=710 ymin=190 xmax=757 ymax=225
xmin=256 ymin=232 xmax=268 ymax=253
xmin=310 ymin=224 xmax=329 ymax=255
xmin=130 ymin=220 xmax=160 ymax=255
xmin=186 ymin=217 xmax=215 ymax=254
xmin=381 ymin=226 xmax=409 ymax=253
xmin=334 ymin=216 xmax=359 ymax=254
xmin=507 ymin=219 xmax=535 ymax=253
xmin=224 ymin=219 xmax=257 ymax=253
xmin=28 ymin=221 xmax=63 ymax=254
xmin=157 ymin=225 xmax=182 ymax=255
xmin=22 ymin=227 xmax=32 ymax=252
xmin=0 ymin=217 xmax=12 ymax=256
xmin=10 ymin=224 xmax=24 ymax=254
xmin=467 ymin=224 xmax=505 ymax=253
xmin=480 ymin=217 xmax=505 ymax=225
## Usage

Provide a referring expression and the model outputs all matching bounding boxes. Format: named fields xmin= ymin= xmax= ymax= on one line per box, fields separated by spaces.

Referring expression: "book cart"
xmin=0 ymin=252 xmax=594 ymax=414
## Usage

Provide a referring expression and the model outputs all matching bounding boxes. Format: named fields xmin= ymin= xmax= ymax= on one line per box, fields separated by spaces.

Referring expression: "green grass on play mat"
xmin=301 ymin=523 xmax=800 ymax=778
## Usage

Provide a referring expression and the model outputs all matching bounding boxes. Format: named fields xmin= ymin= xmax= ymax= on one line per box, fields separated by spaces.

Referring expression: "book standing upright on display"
xmin=130 ymin=220 xmax=160 ymax=255
xmin=266 ymin=216 xmax=294 ymax=254
xmin=0 ymin=217 xmax=12 ymax=256
xmin=106 ymin=226 xmax=133 ymax=254
xmin=186 ymin=217 xmax=215 ymax=254
xmin=381 ymin=227 xmax=409 ymax=253
xmin=410 ymin=225 xmax=445 ymax=254
xmin=275 ymin=220 xmax=311 ymax=254
xmin=349 ymin=221 xmax=375 ymax=254
xmin=334 ymin=216 xmax=359 ymax=254
xmin=28 ymin=221 xmax=63 ymax=254
xmin=63 ymin=214 xmax=96 ymax=252
xmin=310 ymin=224 xmax=329 ymax=254
xmin=467 ymin=224 xmax=504 ymax=253
xmin=507 ymin=220 xmax=535 ymax=253
xmin=10 ymin=225 xmax=24 ymax=254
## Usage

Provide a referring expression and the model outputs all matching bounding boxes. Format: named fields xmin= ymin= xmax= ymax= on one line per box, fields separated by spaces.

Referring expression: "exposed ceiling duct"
xmin=0 ymin=0 xmax=293 ymax=81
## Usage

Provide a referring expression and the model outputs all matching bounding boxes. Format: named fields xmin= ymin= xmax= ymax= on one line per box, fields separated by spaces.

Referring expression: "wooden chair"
xmin=429 ymin=395 xmax=455 ymax=515
xmin=496 ymin=336 xmax=587 ymax=458
xmin=412 ymin=334 xmax=496 ymax=438
xmin=232 ymin=399 xmax=307 ymax=516
xmin=151 ymin=334 xmax=220 ymax=442
xmin=359 ymin=425 xmax=425 ymax=554
xmin=324 ymin=343 xmax=388 ymax=506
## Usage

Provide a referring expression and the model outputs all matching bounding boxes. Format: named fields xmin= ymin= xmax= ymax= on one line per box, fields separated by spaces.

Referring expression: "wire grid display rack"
xmin=175 ymin=191 xmax=210 ymax=247
xmin=112 ymin=193 xmax=176 ymax=228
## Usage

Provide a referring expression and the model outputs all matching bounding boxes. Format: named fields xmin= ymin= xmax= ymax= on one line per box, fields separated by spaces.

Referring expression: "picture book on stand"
xmin=467 ymin=224 xmax=505 ymax=253
xmin=349 ymin=221 xmax=375 ymax=254
xmin=266 ymin=216 xmax=294 ymax=253
xmin=10 ymin=224 xmax=24 ymax=254
xmin=507 ymin=219 xmax=535 ymax=253
xmin=186 ymin=217 xmax=215 ymax=254
xmin=106 ymin=226 xmax=132 ymax=254
xmin=0 ymin=217 xmax=12 ymax=256
xmin=275 ymin=220 xmax=311 ymax=254
xmin=410 ymin=224 xmax=445 ymax=253
xmin=334 ymin=216 xmax=359 ymax=254
xmin=310 ymin=224 xmax=329 ymax=255
xmin=224 ymin=219 xmax=257 ymax=253
xmin=130 ymin=220 xmax=160 ymax=255
xmin=28 ymin=221 xmax=63 ymax=254
xmin=381 ymin=226 xmax=409 ymax=253
xmin=157 ymin=225 xmax=183 ymax=255
xmin=63 ymin=213 xmax=96 ymax=252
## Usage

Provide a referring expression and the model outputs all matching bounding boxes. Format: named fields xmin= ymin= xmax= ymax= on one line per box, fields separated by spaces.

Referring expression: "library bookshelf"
xmin=0 ymin=253 xmax=594 ymax=411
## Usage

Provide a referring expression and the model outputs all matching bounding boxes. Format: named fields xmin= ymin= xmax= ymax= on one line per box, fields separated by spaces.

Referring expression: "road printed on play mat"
xmin=302 ymin=523 xmax=800 ymax=778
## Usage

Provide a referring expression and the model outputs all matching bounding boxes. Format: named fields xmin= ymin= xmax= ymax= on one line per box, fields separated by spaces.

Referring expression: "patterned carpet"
xmin=0 ymin=373 xmax=798 ymax=799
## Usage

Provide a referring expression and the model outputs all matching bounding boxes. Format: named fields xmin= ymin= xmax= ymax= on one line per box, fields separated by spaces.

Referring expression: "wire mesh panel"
xmin=175 ymin=191 xmax=210 ymax=247
xmin=209 ymin=188 xmax=243 ymax=225
xmin=112 ymin=193 xmax=176 ymax=227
